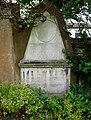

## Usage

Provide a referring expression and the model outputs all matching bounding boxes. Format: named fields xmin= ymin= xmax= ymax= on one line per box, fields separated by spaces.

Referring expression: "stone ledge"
xmin=19 ymin=60 xmax=71 ymax=68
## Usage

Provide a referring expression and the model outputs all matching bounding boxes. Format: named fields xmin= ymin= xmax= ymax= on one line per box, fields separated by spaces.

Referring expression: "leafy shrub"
xmin=63 ymin=49 xmax=91 ymax=92
xmin=65 ymin=85 xmax=91 ymax=120
xmin=0 ymin=82 xmax=91 ymax=120
xmin=0 ymin=82 xmax=43 ymax=118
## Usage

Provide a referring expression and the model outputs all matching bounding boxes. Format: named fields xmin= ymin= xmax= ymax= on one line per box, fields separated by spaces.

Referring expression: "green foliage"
xmin=17 ymin=0 xmax=39 ymax=5
xmin=18 ymin=12 xmax=41 ymax=29
xmin=62 ymin=0 xmax=84 ymax=19
xmin=63 ymin=49 xmax=91 ymax=90
xmin=0 ymin=82 xmax=43 ymax=118
xmin=0 ymin=82 xmax=91 ymax=120
xmin=62 ymin=0 xmax=91 ymax=38
xmin=78 ymin=61 xmax=91 ymax=88
xmin=65 ymin=85 xmax=91 ymax=119
xmin=1 ymin=0 xmax=91 ymax=36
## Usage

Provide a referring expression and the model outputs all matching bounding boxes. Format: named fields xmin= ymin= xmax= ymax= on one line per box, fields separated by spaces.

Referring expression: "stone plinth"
xmin=19 ymin=61 xmax=70 ymax=94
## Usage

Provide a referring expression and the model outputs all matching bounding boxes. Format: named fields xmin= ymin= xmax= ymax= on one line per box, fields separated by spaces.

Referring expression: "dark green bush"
xmin=62 ymin=49 xmax=91 ymax=91
xmin=0 ymin=82 xmax=91 ymax=120
xmin=64 ymin=88 xmax=91 ymax=120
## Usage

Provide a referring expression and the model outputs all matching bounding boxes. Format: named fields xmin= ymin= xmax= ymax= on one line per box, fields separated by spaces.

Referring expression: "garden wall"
xmin=0 ymin=18 xmax=14 ymax=82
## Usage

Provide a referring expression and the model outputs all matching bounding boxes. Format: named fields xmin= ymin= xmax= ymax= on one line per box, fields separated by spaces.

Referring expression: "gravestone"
xmin=19 ymin=11 xmax=71 ymax=94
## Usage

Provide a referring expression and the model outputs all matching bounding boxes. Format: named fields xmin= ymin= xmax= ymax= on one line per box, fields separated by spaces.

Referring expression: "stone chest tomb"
xmin=19 ymin=1 xmax=72 ymax=94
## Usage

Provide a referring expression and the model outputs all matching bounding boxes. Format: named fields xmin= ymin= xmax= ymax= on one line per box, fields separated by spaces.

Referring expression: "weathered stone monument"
xmin=0 ymin=8 xmax=14 ymax=82
xmin=0 ymin=1 xmax=72 ymax=94
xmin=19 ymin=1 xmax=72 ymax=94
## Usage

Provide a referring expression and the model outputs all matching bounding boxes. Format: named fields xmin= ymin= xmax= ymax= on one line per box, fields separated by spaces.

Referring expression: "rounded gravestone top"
xmin=35 ymin=19 xmax=57 ymax=43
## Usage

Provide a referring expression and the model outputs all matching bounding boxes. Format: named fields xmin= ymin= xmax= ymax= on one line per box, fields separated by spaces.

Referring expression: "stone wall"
xmin=71 ymin=38 xmax=91 ymax=57
xmin=0 ymin=19 xmax=14 ymax=82
xmin=0 ymin=3 xmax=31 ymax=82
xmin=13 ymin=28 xmax=31 ymax=80
xmin=70 ymin=38 xmax=91 ymax=85
xmin=0 ymin=18 xmax=31 ymax=82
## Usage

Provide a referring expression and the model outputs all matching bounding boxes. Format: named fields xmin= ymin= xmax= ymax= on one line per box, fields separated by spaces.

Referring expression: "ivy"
xmin=63 ymin=48 xmax=91 ymax=91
